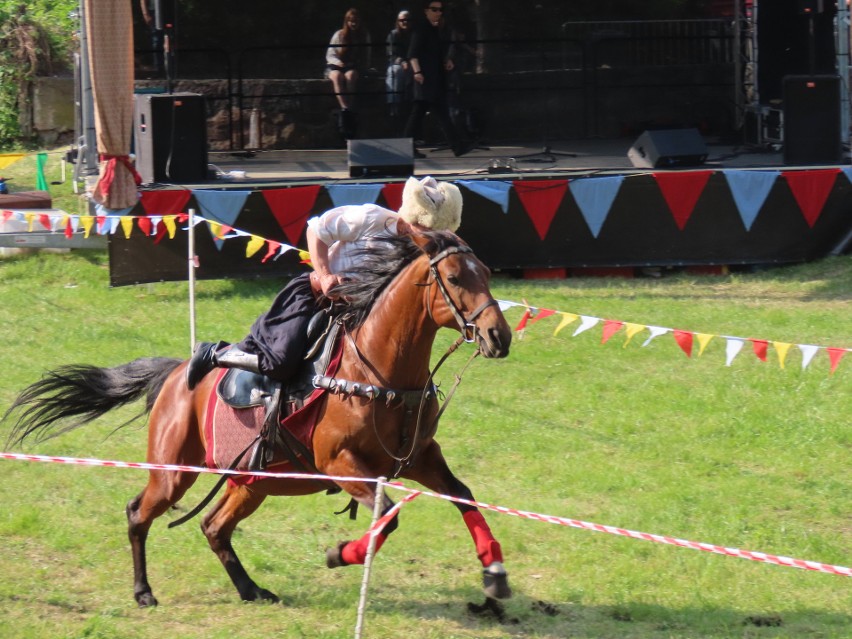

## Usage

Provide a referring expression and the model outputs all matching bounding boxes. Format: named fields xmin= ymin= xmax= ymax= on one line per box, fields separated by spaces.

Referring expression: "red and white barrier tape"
xmin=1 ymin=451 xmax=848 ymax=577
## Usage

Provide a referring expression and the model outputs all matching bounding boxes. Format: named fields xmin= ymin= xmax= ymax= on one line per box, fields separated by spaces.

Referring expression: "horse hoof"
xmin=482 ymin=562 xmax=512 ymax=599
xmin=136 ymin=592 xmax=159 ymax=608
xmin=246 ymin=587 xmax=279 ymax=603
xmin=325 ymin=541 xmax=350 ymax=568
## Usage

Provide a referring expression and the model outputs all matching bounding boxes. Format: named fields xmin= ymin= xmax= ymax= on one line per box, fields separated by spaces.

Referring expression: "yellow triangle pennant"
xmin=120 ymin=216 xmax=134 ymax=239
xmin=246 ymin=234 xmax=265 ymax=258
xmin=80 ymin=215 xmax=94 ymax=238
xmin=553 ymin=312 xmax=579 ymax=336
xmin=622 ymin=322 xmax=646 ymax=347
xmin=208 ymin=221 xmax=222 ymax=239
xmin=0 ymin=153 xmax=25 ymax=170
xmin=163 ymin=215 xmax=177 ymax=239
xmin=773 ymin=341 xmax=792 ymax=369
xmin=696 ymin=333 xmax=714 ymax=356
xmin=24 ymin=212 xmax=35 ymax=232
xmin=298 ymin=249 xmax=312 ymax=267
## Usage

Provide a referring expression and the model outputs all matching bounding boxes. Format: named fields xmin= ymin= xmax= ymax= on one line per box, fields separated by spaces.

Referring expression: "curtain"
xmin=84 ymin=0 xmax=139 ymax=209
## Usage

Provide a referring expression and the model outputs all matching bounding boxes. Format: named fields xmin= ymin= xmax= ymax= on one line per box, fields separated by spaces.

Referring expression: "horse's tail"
xmin=3 ymin=357 xmax=183 ymax=449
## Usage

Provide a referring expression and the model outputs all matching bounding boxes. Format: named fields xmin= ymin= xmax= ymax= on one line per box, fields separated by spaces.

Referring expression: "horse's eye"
xmin=447 ymin=274 xmax=460 ymax=286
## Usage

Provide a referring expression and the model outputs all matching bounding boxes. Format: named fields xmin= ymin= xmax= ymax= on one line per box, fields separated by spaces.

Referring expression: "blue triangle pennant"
xmin=568 ymin=175 xmax=624 ymax=238
xmin=326 ymin=183 xmax=384 ymax=208
xmin=841 ymin=167 xmax=852 ymax=186
xmin=723 ymin=170 xmax=779 ymax=231
xmin=457 ymin=180 xmax=512 ymax=213
xmin=191 ymin=190 xmax=252 ymax=227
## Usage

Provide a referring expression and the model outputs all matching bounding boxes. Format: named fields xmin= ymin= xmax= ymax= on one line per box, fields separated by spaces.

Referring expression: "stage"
xmin=202 ymin=138 xmax=791 ymax=183
xmin=112 ymin=136 xmax=852 ymax=287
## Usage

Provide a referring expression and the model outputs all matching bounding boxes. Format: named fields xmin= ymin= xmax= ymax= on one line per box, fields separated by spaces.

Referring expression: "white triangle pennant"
xmin=573 ymin=315 xmax=600 ymax=337
xmin=725 ymin=338 xmax=745 ymax=366
xmin=497 ymin=300 xmax=517 ymax=312
xmin=149 ymin=215 xmax=162 ymax=235
xmin=798 ymin=344 xmax=819 ymax=370
xmin=642 ymin=325 xmax=670 ymax=347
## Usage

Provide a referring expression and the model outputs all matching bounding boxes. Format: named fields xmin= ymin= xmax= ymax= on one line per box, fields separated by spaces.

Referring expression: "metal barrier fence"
xmin=134 ymin=19 xmax=737 ymax=151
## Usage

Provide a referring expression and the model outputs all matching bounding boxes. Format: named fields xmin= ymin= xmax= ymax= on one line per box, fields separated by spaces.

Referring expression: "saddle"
xmin=216 ymin=308 xmax=342 ymax=475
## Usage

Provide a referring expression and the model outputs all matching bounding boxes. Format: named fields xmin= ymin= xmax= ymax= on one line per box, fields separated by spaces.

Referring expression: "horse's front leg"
xmin=402 ymin=441 xmax=512 ymax=599
xmin=322 ymin=451 xmax=399 ymax=568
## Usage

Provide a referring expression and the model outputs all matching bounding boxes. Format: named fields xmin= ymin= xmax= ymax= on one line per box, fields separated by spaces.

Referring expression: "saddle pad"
xmin=203 ymin=340 xmax=344 ymax=487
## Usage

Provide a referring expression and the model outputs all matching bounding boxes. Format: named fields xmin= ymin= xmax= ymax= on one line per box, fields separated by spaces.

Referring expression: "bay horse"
xmin=3 ymin=230 xmax=513 ymax=608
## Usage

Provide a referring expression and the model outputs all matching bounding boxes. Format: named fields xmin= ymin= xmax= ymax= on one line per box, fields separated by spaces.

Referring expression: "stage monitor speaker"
xmin=134 ymin=93 xmax=208 ymax=184
xmin=627 ymin=128 xmax=708 ymax=169
xmin=348 ymin=138 xmax=413 ymax=178
xmin=783 ymin=75 xmax=842 ymax=165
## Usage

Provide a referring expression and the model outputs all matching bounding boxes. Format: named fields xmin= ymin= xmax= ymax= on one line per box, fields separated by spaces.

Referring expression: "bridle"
xmin=340 ymin=242 xmax=501 ymax=475
xmin=427 ymin=245 xmax=498 ymax=342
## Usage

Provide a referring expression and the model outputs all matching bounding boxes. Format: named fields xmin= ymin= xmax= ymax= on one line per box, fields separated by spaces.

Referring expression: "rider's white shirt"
xmin=306 ymin=203 xmax=401 ymax=276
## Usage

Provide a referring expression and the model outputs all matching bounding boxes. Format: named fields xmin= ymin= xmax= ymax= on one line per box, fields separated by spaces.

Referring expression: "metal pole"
xmin=187 ymin=207 xmax=197 ymax=353
xmin=836 ymin=1 xmax=850 ymax=150
xmin=354 ymin=478 xmax=387 ymax=639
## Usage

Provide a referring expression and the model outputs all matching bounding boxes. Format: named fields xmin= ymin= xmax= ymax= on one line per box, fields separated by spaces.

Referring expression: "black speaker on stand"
xmin=783 ymin=75 xmax=841 ymax=165
xmin=134 ymin=92 xmax=208 ymax=184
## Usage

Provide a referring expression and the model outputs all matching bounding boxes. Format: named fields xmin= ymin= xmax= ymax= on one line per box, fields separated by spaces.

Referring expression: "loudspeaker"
xmin=348 ymin=138 xmax=414 ymax=178
xmin=134 ymin=93 xmax=208 ymax=184
xmin=783 ymin=75 xmax=842 ymax=165
xmin=757 ymin=1 xmax=836 ymax=102
xmin=627 ymin=128 xmax=708 ymax=169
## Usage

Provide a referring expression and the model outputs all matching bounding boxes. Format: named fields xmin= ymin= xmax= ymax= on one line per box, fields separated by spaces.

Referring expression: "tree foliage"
xmin=0 ymin=0 xmax=77 ymax=149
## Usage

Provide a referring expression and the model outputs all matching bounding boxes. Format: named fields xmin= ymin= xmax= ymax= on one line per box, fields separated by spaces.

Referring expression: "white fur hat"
xmin=397 ymin=176 xmax=462 ymax=232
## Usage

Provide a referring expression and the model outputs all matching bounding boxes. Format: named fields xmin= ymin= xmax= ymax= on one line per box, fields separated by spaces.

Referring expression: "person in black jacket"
xmin=404 ymin=0 xmax=469 ymax=157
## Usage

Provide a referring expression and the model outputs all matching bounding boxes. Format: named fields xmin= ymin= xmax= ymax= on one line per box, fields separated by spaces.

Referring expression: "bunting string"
xmin=501 ymin=300 xmax=850 ymax=374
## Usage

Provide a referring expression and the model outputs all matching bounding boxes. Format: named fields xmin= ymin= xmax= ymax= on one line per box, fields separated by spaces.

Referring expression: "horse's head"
xmin=413 ymin=231 xmax=512 ymax=359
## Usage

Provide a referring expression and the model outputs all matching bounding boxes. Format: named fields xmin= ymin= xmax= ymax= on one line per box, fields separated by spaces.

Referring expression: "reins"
xmin=327 ymin=242 xmax=496 ymax=477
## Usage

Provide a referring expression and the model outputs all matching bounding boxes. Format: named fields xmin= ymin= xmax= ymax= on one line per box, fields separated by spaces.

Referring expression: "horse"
xmin=2 ymin=230 xmax=513 ymax=608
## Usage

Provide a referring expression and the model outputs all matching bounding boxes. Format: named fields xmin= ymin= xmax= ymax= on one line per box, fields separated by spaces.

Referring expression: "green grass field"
xmin=0 ymin=245 xmax=849 ymax=639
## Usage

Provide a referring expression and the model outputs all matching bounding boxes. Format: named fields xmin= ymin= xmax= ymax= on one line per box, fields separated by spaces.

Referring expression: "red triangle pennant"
xmin=140 ymin=190 xmax=192 ymax=216
xmin=262 ymin=185 xmax=322 ymax=246
xmin=513 ymin=180 xmax=568 ymax=240
xmin=64 ymin=217 xmax=73 ymax=239
xmin=782 ymin=169 xmax=841 ymax=228
xmin=601 ymin=320 xmax=624 ymax=344
xmin=653 ymin=170 xmax=712 ymax=230
xmin=262 ymin=240 xmax=281 ymax=263
xmin=153 ymin=221 xmax=168 ymax=245
xmin=137 ymin=216 xmax=152 ymax=236
xmin=514 ymin=308 xmax=532 ymax=332
xmin=826 ymin=348 xmax=847 ymax=374
xmin=672 ymin=330 xmax=694 ymax=357
xmin=751 ymin=339 xmax=768 ymax=362
xmin=38 ymin=213 xmax=51 ymax=231
xmin=382 ymin=182 xmax=406 ymax=211
xmin=528 ymin=309 xmax=556 ymax=325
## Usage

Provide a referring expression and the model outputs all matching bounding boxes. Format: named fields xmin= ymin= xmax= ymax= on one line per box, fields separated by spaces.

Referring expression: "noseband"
xmin=428 ymin=246 xmax=498 ymax=342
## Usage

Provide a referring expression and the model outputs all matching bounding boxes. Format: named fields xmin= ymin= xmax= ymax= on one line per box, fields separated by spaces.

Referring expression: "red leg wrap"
xmin=463 ymin=510 xmax=503 ymax=566
xmin=341 ymin=531 xmax=388 ymax=566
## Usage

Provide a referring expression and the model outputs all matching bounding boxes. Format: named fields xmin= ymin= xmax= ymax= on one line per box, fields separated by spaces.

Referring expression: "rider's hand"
xmin=319 ymin=272 xmax=343 ymax=298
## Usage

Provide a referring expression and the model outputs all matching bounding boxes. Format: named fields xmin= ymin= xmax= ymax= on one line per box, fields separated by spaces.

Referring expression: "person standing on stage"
xmin=404 ymin=0 xmax=469 ymax=158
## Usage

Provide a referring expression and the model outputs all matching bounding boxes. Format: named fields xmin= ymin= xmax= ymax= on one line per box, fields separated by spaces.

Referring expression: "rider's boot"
xmin=186 ymin=342 xmax=261 ymax=390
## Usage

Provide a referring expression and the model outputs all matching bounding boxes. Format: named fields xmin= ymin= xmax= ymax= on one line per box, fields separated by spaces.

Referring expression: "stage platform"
xmin=109 ymin=136 xmax=852 ymax=286
xmin=203 ymin=138 xmax=797 ymax=185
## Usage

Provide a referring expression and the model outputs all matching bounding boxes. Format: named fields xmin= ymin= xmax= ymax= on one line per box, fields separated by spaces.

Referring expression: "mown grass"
xmin=0 ymin=247 xmax=850 ymax=639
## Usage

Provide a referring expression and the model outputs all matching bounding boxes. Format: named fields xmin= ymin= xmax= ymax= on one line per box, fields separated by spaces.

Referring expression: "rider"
xmin=185 ymin=176 xmax=463 ymax=389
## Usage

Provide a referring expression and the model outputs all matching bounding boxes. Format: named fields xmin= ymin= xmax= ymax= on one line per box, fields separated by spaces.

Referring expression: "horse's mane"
xmin=331 ymin=230 xmax=465 ymax=329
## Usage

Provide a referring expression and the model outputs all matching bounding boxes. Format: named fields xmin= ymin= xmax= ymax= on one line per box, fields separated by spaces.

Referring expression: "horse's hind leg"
xmin=127 ymin=470 xmax=200 ymax=607
xmin=200 ymin=484 xmax=277 ymax=603
xmin=402 ymin=442 xmax=511 ymax=599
